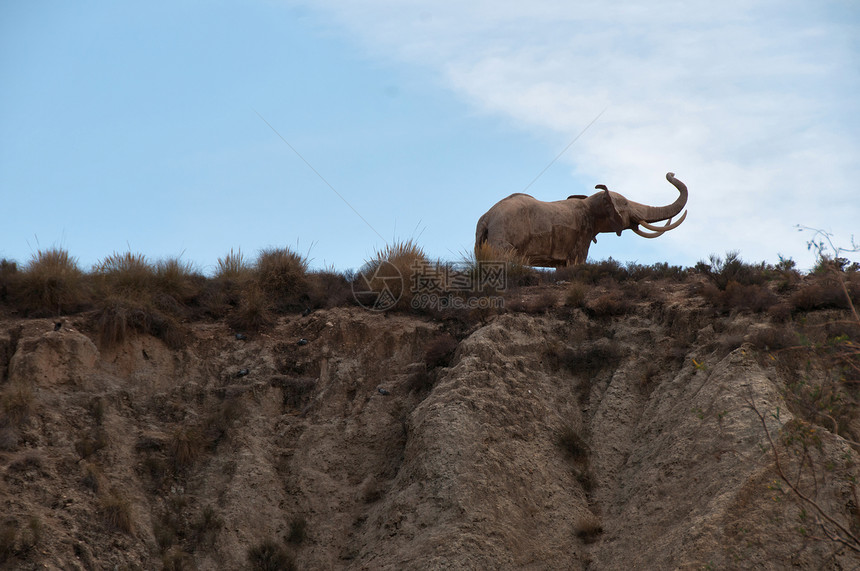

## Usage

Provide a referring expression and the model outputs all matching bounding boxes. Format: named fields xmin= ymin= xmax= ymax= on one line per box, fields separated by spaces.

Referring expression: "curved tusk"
xmin=632 ymin=226 xmax=665 ymax=239
xmin=638 ymin=210 xmax=687 ymax=232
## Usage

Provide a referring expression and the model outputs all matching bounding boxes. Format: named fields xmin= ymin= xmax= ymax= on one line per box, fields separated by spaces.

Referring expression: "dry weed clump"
xmin=557 ymin=424 xmax=589 ymax=461
xmin=358 ymin=240 xmax=429 ymax=311
xmin=700 ymin=282 xmax=778 ymax=314
xmin=585 ymin=291 xmax=632 ymax=317
xmin=472 ymin=242 xmax=538 ymax=288
xmin=565 ymin=282 xmax=588 ymax=308
xmin=286 ymin=516 xmax=307 ymax=545
xmin=305 ymin=270 xmax=354 ymax=309
xmin=696 ymin=251 xmax=770 ymax=290
xmin=747 ymin=325 xmax=797 ymax=352
xmin=0 ymin=259 xmax=17 ymax=304
xmin=247 ymin=538 xmax=296 ymax=571
xmin=94 ymin=251 xmax=155 ymax=297
xmin=0 ymin=516 xmax=42 ymax=563
xmin=1 ymin=381 xmax=34 ymax=425
xmin=94 ymin=296 xmax=186 ymax=349
xmin=100 ymin=493 xmax=134 ymax=533
xmin=556 ymin=258 xmax=628 ymax=284
xmin=168 ymin=426 xmax=206 ymax=472
xmin=215 ymin=248 xmax=252 ymax=282
xmin=227 ymin=283 xmax=274 ymax=333
xmin=15 ymin=248 xmax=88 ymax=316
xmin=154 ymin=257 xmax=201 ymax=304
xmin=255 ymin=246 xmax=309 ymax=311
xmin=790 ymin=278 xmax=854 ymax=312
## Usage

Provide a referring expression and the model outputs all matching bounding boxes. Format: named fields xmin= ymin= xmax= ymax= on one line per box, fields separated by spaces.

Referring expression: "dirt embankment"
xmin=0 ymin=282 xmax=858 ymax=570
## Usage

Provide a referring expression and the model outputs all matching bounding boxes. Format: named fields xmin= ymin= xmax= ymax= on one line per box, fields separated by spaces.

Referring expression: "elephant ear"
xmin=600 ymin=187 xmax=625 ymax=235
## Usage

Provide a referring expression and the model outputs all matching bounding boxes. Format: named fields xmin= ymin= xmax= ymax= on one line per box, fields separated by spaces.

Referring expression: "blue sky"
xmin=2 ymin=1 xmax=859 ymax=274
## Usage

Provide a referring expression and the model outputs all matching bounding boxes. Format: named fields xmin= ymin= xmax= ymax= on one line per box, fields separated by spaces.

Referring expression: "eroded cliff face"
xmin=0 ymin=284 xmax=858 ymax=570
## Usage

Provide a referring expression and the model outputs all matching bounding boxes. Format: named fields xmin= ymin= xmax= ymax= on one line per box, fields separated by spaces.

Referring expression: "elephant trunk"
xmin=628 ymin=172 xmax=688 ymax=224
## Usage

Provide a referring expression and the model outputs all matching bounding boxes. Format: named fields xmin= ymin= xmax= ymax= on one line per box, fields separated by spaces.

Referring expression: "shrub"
xmin=585 ymin=292 xmax=632 ymax=317
xmin=695 ymin=251 xmax=769 ymax=290
xmin=748 ymin=326 xmax=797 ymax=351
xmin=790 ymin=278 xmax=852 ymax=312
xmin=701 ymin=282 xmax=778 ymax=313
xmin=256 ymin=247 xmax=308 ymax=311
xmin=15 ymin=248 xmax=87 ymax=316
xmin=556 ymin=258 xmax=628 ymax=284
xmin=565 ymin=282 xmax=588 ymax=308
xmin=247 ymin=539 xmax=295 ymax=571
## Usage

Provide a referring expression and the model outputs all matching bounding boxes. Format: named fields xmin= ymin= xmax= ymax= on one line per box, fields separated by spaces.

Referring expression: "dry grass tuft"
xmin=101 ymin=493 xmax=134 ymax=533
xmin=1 ymin=382 xmax=35 ymax=425
xmin=471 ymin=242 xmax=536 ymax=288
xmin=0 ymin=259 xmax=18 ymax=304
xmin=154 ymin=257 xmax=200 ymax=303
xmin=256 ymin=246 xmax=309 ymax=311
xmin=168 ymin=426 xmax=205 ymax=472
xmin=358 ymin=239 xmax=429 ymax=311
xmin=227 ymin=283 xmax=274 ymax=333
xmin=216 ymin=248 xmax=252 ymax=282
xmin=557 ymin=424 xmax=589 ymax=461
xmin=94 ymin=251 xmax=154 ymax=297
xmin=585 ymin=292 xmax=632 ymax=317
xmin=94 ymin=296 xmax=186 ymax=349
xmin=306 ymin=270 xmax=354 ymax=309
xmin=565 ymin=282 xmax=588 ymax=308
xmin=15 ymin=248 xmax=88 ymax=316
xmin=247 ymin=538 xmax=296 ymax=571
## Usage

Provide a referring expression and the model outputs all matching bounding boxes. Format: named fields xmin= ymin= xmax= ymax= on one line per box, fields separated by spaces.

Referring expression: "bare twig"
xmin=744 ymin=393 xmax=860 ymax=552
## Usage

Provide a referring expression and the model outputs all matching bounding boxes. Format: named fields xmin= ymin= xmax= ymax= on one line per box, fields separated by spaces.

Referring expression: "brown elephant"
xmin=475 ymin=172 xmax=688 ymax=267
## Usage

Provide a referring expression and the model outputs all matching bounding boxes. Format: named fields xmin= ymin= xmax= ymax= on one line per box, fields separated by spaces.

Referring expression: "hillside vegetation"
xmin=0 ymin=245 xmax=859 ymax=569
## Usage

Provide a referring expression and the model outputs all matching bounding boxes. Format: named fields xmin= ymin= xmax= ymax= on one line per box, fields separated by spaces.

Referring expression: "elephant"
xmin=475 ymin=172 xmax=688 ymax=268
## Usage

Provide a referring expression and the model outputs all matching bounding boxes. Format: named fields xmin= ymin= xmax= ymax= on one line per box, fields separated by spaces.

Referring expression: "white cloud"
xmin=298 ymin=0 xmax=860 ymax=268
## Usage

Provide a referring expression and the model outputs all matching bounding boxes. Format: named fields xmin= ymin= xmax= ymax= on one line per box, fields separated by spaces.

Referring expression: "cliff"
xmin=1 ymin=277 xmax=858 ymax=570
